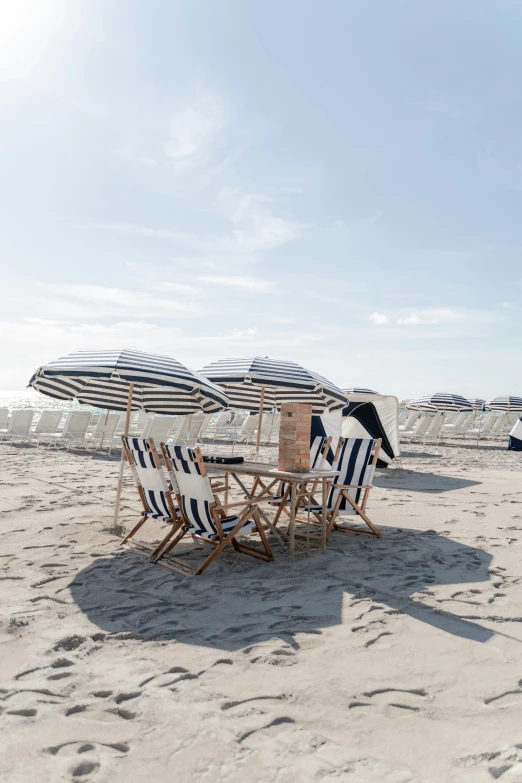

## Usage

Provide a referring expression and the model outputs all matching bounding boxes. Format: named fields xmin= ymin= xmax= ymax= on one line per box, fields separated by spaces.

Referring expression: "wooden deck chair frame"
xmin=268 ymin=436 xmax=333 ymax=530
xmin=155 ymin=445 xmax=273 ymax=576
xmin=120 ymin=437 xmax=185 ymax=558
xmin=306 ymin=437 xmax=382 ymax=538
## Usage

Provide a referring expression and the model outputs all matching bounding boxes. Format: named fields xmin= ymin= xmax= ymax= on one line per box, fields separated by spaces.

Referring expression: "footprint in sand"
xmin=47 ymin=740 xmax=129 ymax=781
xmin=484 ymin=678 xmax=522 ymax=708
xmin=349 ymin=687 xmax=429 ymax=713
xmin=456 ymin=743 xmax=522 ymax=781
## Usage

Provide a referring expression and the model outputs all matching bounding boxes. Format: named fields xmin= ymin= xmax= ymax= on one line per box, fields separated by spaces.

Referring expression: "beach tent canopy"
xmin=29 ymin=349 xmax=229 ymax=414
xmin=198 ymin=357 xmax=347 ymax=413
xmin=406 ymin=393 xmax=472 ymax=412
xmin=485 ymin=396 xmax=522 ymax=412
xmin=508 ymin=416 xmax=522 ymax=450
xmin=341 ymin=392 xmax=400 ymax=467
xmin=342 ymin=387 xmax=379 ymax=395
xmin=310 ymin=410 xmax=343 ymax=464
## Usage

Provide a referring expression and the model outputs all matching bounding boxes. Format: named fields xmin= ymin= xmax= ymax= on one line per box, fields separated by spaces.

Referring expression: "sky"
xmin=1 ymin=0 xmax=521 ymax=399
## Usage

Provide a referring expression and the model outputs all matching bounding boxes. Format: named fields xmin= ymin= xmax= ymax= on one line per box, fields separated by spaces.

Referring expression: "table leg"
xmin=228 ymin=472 xmax=286 ymax=548
xmin=289 ymin=482 xmax=297 ymax=557
xmin=321 ymin=477 xmax=327 ymax=550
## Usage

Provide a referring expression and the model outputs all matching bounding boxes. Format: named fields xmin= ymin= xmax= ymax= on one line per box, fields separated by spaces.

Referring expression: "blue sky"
xmin=1 ymin=0 xmax=521 ymax=398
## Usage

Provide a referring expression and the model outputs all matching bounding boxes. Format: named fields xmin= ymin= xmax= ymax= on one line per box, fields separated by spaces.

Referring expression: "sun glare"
xmin=0 ymin=0 xmax=78 ymax=79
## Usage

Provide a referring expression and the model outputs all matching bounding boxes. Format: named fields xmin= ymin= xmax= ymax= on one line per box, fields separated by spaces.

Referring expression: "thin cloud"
xmin=25 ymin=282 xmax=208 ymax=319
xmin=164 ymin=94 xmax=228 ymax=163
xmin=198 ymin=275 xmax=275 ymax=291
xmin=368 ymin=312 xmax=389 ymax=325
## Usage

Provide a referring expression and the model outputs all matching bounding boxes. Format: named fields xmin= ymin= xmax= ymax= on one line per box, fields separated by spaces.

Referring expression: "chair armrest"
xmin=336 ymin=484 xmax=372 ymax=489
xmin=214 ymin=500 xmax=259 ymax=511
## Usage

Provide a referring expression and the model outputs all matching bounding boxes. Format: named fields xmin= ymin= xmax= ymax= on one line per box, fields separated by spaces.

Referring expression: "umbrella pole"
xmin=100 ymin=408 xmax=110 ymax=450
xmin=113 ymin=383 xmax=134 ymax=527
xmin=255 ymin=386 xmax=266 ymax=456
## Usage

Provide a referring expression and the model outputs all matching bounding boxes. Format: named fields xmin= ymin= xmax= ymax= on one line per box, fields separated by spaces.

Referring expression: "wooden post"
xmin=99 ymin=408 xmax=110 ymax=450
xmin=321 ymin=477 xmax=328 ymax=550
xmin=255 ymin=386 xmax=266 ymax=455
xmin=289 ymin=481 xmax=296 ymax=557
xmin=113 ymin=383 xmax=134 ymax=527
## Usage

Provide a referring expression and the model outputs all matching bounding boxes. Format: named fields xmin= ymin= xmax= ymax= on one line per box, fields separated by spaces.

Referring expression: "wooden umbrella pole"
xmin=255 ymin=386 xmax=266 ymax=455
xmin=113 ymin=383 xmax=134 ymax=527
xmin=100 ymin=408 xmax=110 ymax=450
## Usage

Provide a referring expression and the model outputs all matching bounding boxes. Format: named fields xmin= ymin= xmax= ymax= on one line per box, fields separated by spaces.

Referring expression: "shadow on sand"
xmin=374 ymin=471 xmax=481 ymax=494
xmin=69 ymin=525 xmax=499 ymax=651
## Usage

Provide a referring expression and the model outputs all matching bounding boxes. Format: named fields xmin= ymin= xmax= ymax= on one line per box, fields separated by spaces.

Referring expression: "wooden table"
xmin=206 ymin=460 xmax=339 ymax=556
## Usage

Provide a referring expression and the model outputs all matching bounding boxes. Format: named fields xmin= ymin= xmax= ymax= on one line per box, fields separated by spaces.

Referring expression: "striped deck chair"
xmin=267 ymin=435 xmax=333 ymax=527
xmin=303 ymin=437 xmax=382 ymax=538
xmin=156 ymin=444 xmax=273 ymax=576
xmin=120 ymin=437 xmax=183 ymax=557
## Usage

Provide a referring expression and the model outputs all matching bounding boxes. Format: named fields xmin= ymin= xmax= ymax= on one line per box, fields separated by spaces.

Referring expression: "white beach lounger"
xmin=237 ymin=413 xmax=259 ymax=443
xmin=142 ymin=415 xmax=175 ymax=444
xmin=34 ymin=411 xmax=63 ymax=444
xmin=131 ymin=411 xmax=153 ymax=436
xmin=399 ymin=411 xmax=420 ymax=432
xmin=0 ymin=409 xmax=35 ymax=443
xmin=169 ymin=414 xmax=204 ymax=446
xmin=38 ymin=411 xmax=92 ymax=449
xmin=402 ymin=414 xmax=431 ymax=441
xmin=0 ymin=407 xmax=9 ymax=428
xmin=86 ymin=412 xmax=121 ymax=450
xmin=424 ymin=414 xmax=444 ymax=441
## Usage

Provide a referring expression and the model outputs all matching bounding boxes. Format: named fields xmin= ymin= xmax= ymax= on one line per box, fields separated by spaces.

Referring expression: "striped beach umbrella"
xmin=485 ymin=396 xmax=522 ymax=412
xmin=198 ymin=357 xmax=347 ymax=452
xmin=343 ymin=388 xmax=379 ymax=395
xmin=29 ymin=350 xmax=229 ymax=524
xmin=406 ymin=393 xmax=473 ymax=412
xmin=468 ymin=398 xmax=486 ymax=411
xmin=29 ymin=349 xmax=228 ymax=414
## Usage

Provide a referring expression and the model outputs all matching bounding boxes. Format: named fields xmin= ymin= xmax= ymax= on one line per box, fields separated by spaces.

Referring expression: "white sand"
xmin=1 ymin=440 xmax=522 ymax=782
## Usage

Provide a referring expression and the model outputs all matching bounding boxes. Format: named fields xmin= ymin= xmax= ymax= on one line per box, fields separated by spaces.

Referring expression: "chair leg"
xmin=334 ymin=492 xmax=381 ymax=538
xmin=150 ymin=519 xmax=187 ymax=559
xmin=193 ymin=510 xmax=263 ymax=575
xmin=271 ymin=484 xmax=292 ymax=528
xmin=121 ymin=514 xmax=147 ymax=545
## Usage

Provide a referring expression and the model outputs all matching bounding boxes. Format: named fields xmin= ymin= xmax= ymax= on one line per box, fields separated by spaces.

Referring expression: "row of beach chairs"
xmin=0 ymin=407 xmax=281 ymax=452
xmin=398 ymin=410 xmax=519 ymax=442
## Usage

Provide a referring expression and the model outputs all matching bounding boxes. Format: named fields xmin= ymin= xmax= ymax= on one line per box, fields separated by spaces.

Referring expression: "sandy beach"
xmin=1 ymin=441 xmax=521 ymax=782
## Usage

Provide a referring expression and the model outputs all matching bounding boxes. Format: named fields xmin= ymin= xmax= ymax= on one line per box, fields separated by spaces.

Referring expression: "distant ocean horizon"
xmin=0 ymin=390 xmax=92 ymax=413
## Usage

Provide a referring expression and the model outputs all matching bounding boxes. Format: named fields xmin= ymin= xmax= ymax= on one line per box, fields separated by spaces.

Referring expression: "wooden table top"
xmin=205 ymin=459 xmax=340 ymax=481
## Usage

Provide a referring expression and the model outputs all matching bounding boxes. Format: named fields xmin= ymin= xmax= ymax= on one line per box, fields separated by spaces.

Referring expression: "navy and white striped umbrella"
xmin=468 ymin=398 xmax=486 ymax=411
xmin=406 ymin=393 xmax=473 ymax=412
xmin=198 ymin=357 xmax=347 ymax=413
xmin=29 ymin=350 xmax=229 ymax=414
xmin=343 ymin=388 xmax=379 ymax=395
xmin=485 ymin=396 xmax=522 ymax=412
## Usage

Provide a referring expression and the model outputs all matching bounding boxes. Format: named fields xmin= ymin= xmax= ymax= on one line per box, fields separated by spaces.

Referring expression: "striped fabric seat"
xmin=123 ymin=437 xmax=174 ymax=521
xmin=304 ymin=438 xmax=375 ymax=515
xmin=155 ymin=444 xmax=273 ymax=576
xmin=119 ymin=437 xmax=182 ymax=557
xmin=297 ymin=437 xmax=382 ymax=538
xmin=163 ymin=445 xmax=254 ymax=537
